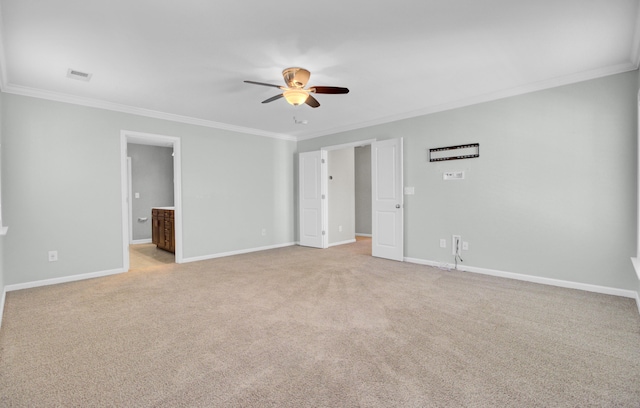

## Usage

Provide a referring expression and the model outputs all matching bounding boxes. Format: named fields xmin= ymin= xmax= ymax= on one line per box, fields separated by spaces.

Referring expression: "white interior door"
xmin=299 ymin=151 xmax=326 ymax=248
xmin=372 ymin=138 xmax=404 ymax=261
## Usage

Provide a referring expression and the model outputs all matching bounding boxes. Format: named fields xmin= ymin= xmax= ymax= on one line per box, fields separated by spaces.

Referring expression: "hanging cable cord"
xmin=454 ymin=237 xmax=464 ymax=270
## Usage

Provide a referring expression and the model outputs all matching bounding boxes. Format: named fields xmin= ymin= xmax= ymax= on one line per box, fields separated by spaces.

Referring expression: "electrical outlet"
xmin=48 ymin=250 xmax=58 ymax=262
xmin=339 ymin=225 xmax=343 ymax=232
xmin=462 ymin=241 xmax=469 ymax=250
xmin=439 ymin=239 xmax=446 ymax=248
xmin=261 ymin=229 xmax=266 ymax=236
xmin=452 ymin=235 xmax=461 ymax=255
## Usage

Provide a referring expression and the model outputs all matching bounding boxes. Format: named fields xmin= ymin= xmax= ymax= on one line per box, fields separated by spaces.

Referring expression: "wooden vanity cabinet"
xmin=152 ymin=208 xmax=175 ymax=253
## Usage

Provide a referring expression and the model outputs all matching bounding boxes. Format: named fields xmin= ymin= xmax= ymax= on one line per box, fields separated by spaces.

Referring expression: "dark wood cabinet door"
xmin=152 ymin=208 xmax=175 ymax=253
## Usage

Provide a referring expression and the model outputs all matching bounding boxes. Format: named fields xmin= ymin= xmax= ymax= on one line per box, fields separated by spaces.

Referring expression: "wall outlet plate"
xmin=443 ymin=171 xmax=465 ymax=180
xmin=48 ymin=250 xmax=58 ymax=262
xmin=439 ymin=239 xmax=446 ymax=248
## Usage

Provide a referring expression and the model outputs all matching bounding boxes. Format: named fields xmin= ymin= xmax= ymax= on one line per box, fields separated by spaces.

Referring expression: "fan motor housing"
xmin=283 ymin=67 xmax=310 ymax=89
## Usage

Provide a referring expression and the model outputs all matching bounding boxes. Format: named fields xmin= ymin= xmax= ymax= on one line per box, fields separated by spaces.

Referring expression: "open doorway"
xmin=120 ymin=130 xmax=183 ymax=271
xmin=127 ymin=143 xmax=175 ymax=269
xmin=299 ymin=138 xmax=404 ymax=261
xmin=325 ymin=145 xmax=371 ymax=248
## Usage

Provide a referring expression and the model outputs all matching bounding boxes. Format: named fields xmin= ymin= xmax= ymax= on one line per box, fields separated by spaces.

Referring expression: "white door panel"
xmin=372 ymin=138 xmax=403 ymax=261
xmin=299 ymin=151 xmax=324 ymax=248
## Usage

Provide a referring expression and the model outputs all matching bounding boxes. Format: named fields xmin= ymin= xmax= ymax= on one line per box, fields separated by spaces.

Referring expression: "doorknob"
xmin=396 ymin=204 xmax=401 ymax=208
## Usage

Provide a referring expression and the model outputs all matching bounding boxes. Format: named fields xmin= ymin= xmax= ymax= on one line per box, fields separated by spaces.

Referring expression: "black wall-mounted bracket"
xmin=429 ymin=143 xmax=479 ymax=162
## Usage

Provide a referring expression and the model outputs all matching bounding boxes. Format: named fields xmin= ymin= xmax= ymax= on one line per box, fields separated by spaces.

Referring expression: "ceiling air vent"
xmin=66 ymin=68 xmax=92 ymax=82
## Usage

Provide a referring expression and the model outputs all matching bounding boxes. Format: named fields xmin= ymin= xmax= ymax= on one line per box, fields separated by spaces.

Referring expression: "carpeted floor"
xmin=1 ymin=238 xmax=639 ymax=407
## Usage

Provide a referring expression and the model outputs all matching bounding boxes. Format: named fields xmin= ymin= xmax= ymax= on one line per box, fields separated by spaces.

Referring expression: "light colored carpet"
xmin=1 ymin=238 xmax=639 ymax=407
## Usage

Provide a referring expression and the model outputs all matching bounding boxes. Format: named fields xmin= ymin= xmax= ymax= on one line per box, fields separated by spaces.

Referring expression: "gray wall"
xmin=636 ymin=69 xmax=640 ymax=300
xmin=299 ymin=71 xmax=639 ymax=291
xmin=0 ymin=91 xmax=4 ymax=295
xmin=355 ymin=145 xmax=372 ymax=235
xmin=128 ymin=144 xmax=174 ymax=241
xmin=328 ymin=148 xmax=355 ymax=244
xmin=2 ymin=93 xmax=295 ymax=285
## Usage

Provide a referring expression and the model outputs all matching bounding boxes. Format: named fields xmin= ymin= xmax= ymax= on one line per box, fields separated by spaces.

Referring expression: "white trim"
xmin=0 ymin=64 xmax=633 ymax=144
xmin=121 ymin=136 xmax=130 ymax=271
xmin=127 ymin=157 xmax=133 ymax=245
xmin=636 ymin=291 xmax=640 ymax=316
xmin=328 ymin=239 xmax=357 ymax=247
xmin=2 ymin=84 xmax=295 ymax=141
xmin=637 ymin=91 xmax=640 ymax=258
xmin=131 ymin=239 xmax=153 ymax=245
xmin=631 ymin=2 xmax=640 ymax=68
xmin=631 ymin=257 xmax=640 ymax=280
xmin=0 ymin=3 xmax=8 ymax=89
xmin=181 ymin=242 xmax=295 ymax=264
xmin=0 ymin=226 xmax=7 ymax=236
xmin=320 ymin=150 xmax=328 ymax=249
xmin=405 ymin=257 xmax=638 ymax=299
xmin=0 ymin=288 xmax=5 ymax=330
xmin=356 ymin=233 xmax=372 ymax=237
xmin=297 ymin=63 xmax=638 ymax=141
xmin=4 ymin=268 xmax=126 ymax=292
xmin=121 ymin=131 xmax=184 ymax=272
xmin=321 ymin=139 xmax=377 ymax=152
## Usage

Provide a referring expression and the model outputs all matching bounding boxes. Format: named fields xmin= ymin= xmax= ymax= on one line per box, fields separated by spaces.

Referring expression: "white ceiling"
xmin=1 ymin=0 xmax=638 ymax=141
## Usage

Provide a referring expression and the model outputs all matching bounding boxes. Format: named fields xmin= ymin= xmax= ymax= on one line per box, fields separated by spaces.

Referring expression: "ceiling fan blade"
xmin=262 ymin=94 xmax=284 ymax=104
xmin=310 ymin=86 xmax=349 ymax=94
xmin=305 ymin=95 xmax=320 ymax=108
xmin=244 ymin=80 xmax=283 ymax=89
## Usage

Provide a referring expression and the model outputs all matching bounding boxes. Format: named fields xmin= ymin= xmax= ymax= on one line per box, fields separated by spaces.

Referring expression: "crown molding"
xmin=632 ymin=2 xmax=640 ymax=68
xmin=0 ymin=3 xmax=8 ymax=89
xmin=1 ymin=83 xmax=297 ymax=141
xmin=0 ymin=61 xmax=635 ymax=144
xmin=296 ymin=62 xmax=639 ymax=142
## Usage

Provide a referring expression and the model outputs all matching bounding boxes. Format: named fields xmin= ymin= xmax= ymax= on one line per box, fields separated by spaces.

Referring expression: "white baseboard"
xmin=4 ymin=268 xmax=127 ymax=293
xmin=131 ymin=239 xmax=152 ymax=245
xmin=0 ymin=288 xmax=5 ymax=330
xmin=181 ymin=242 xmax=296 ymax=263
xmin=328 ymin=239 xmax=357 ymax=247
xmin=405 ymin=257 xmax=638 ymax=300
xmin=356 ymin=233 xmax=372 ymax=237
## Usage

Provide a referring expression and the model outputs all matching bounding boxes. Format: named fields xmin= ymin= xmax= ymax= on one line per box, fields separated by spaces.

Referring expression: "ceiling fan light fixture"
xmin=283 ymin=89 xmax=308 ymax=106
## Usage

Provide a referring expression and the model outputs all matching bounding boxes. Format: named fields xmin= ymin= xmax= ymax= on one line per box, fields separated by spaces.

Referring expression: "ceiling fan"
xmin=244 ymin=67 xmax=349 ymax=108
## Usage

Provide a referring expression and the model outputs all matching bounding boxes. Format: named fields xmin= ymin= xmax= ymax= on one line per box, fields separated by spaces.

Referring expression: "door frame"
xmin=321 ymin=139 xmax=377 ymax=247
xmin=127 ymin=157 xmax=133 ymax=244
xmin=120 ymin=130 xmax=183 ymax=270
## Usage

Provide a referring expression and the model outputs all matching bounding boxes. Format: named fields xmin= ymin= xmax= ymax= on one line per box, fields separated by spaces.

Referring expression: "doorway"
xmin=325 ymin=145 xmax=371 ymax=247
xmin=120 ymin=130 xmax=183 ymax=271
xmin=298 ymin=138 xmax=404 ymax=261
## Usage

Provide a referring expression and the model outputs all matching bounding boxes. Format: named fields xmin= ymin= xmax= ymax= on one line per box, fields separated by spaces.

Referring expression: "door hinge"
xmin=321 ymin=159 xmax=326 ymax=164
xmin=321 ymin=194 xmax=326 ymax=199
xmin=322 ymin=231 xmax=326 ymax=235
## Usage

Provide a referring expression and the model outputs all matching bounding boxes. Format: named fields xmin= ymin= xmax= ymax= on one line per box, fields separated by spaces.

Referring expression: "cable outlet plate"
xmin=452 ymin=235 xmax=461 ymax=255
